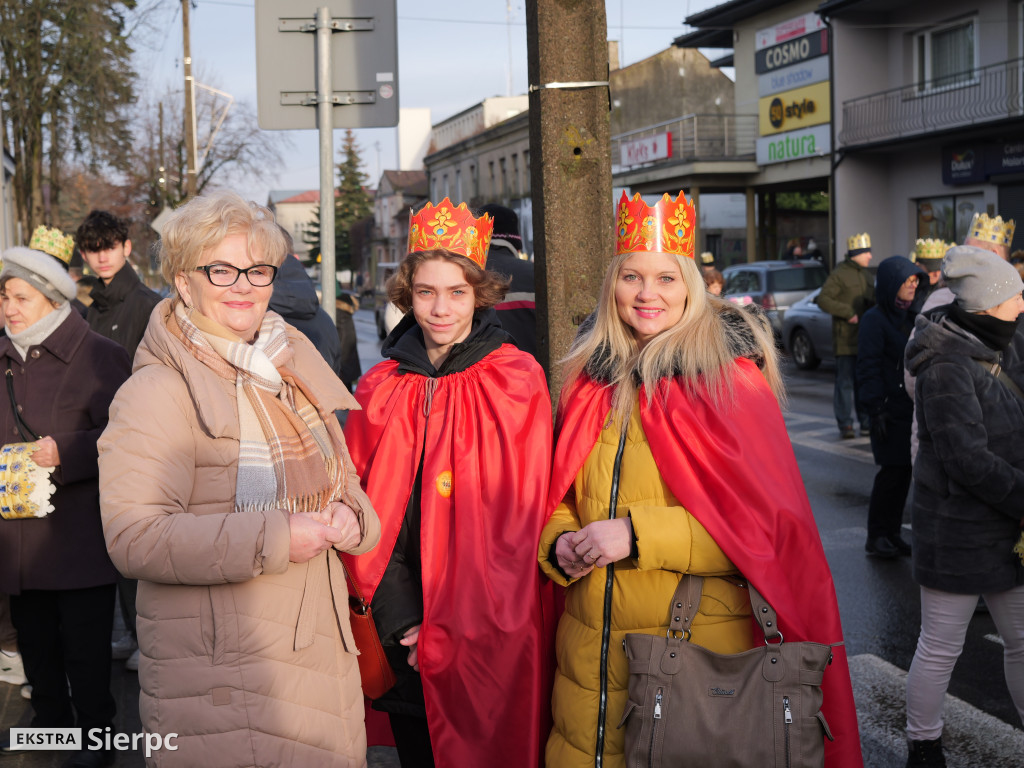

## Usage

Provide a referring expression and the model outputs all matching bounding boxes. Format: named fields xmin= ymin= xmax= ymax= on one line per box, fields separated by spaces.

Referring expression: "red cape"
xmin=344 ymin=345 xmax=556 ymax=768
xmin=550 ymin=358 xmax=862 ymax=768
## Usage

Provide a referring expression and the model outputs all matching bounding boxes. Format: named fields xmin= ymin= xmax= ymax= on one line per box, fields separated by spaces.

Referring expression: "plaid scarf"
xmin=170 ymin=302 xmax=346 ymax=515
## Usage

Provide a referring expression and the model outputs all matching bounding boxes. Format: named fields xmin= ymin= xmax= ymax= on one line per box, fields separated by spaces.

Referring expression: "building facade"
xmin=823 ymin=0 xmax=1024 ymax=258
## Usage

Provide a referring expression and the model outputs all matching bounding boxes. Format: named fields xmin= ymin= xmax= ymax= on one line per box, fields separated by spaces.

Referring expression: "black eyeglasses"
xmin=194 ymin=263 xmax=278 ymax=287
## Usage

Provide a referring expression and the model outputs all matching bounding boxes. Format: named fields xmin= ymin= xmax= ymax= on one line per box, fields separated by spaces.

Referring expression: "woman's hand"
xmin=320 ymin=501 xmax=362 ymax=551
xmin=288 ymin=511 xmax=344 ymax=563
xmin=32 ymin=436 xmax=60 ymax=468
xmin=554 ymin=533 xmax=595 ymax=579
xmin=570 ymin=518 xmax=633 ymax=568
xmin=399 ymin=624 xmax=421 ymax=671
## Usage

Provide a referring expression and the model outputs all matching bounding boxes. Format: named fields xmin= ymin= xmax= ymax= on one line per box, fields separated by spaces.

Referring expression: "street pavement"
xmin=2 ymin=309 xmax=1021 ymax=766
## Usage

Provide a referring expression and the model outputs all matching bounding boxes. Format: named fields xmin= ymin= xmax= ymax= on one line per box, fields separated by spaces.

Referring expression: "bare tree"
xmin=126 ymin=81 xmax=291 ymax=218
xmin=0 ymin=0 xmax=140 ymax=235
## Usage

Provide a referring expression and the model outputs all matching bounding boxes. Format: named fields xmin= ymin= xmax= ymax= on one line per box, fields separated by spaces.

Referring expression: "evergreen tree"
xmin=301 ymin=202 xmax=342 ymax=268
xmin=335 ymin=130 xmax=373 ymax=270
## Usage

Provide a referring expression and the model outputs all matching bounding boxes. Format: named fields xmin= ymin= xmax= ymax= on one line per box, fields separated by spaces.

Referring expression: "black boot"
xmin=906 ymin=737 xmax=946 ymax=767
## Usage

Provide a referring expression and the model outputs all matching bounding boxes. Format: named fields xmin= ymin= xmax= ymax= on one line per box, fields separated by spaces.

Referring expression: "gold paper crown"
xmin=847 ymin=233 xmax=871 ymax=251
xmin=28 ymin=225 xmax=75 ymax=265
xmin=616 ymin=191 xmax=696 ymax=258
xmin=913 ymin=239 xmax=953 ymax=263
xmin=969 ymin=213 xmax=1016 ymax=247
xmin=0 ymin=443 xmax=56 ymax=520
xmin=407 ymin=198 xmax=494 ymax=268
xmin=699 ymin=251 xmax=715 ymax=265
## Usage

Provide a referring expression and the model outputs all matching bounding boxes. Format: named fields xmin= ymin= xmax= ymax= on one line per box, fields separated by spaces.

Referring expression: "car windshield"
xmin=768 ymin=267 xmax=826 ymax=292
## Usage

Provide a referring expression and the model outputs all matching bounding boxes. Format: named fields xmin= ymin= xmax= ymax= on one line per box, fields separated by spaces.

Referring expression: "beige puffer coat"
xmin=98 ymin=301 xmax=380 ymax=768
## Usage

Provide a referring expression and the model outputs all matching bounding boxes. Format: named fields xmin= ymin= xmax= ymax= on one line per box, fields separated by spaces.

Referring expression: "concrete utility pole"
xmin=182 ymin=0 xmax=198 ymax=198
xmin=525 ymin=0 xmax=613 ymax=397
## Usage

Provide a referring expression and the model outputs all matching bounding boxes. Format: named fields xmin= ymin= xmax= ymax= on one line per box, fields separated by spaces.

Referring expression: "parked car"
xmin=781 ymin=287 xmax=834 ymax=369
xmin=721 ymin=260 xmax=827 ymax=338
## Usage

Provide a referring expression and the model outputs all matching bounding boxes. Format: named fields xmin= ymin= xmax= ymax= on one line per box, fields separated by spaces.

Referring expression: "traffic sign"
xmin=254 ymin=0 xmax=398 ymax=130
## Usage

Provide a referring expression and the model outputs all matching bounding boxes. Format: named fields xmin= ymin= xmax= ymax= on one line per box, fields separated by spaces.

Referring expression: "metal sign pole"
xmin=316 ymin=5 xmax=336 ymax=318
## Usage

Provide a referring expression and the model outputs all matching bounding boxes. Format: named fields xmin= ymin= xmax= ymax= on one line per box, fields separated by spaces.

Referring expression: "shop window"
xmin=915 ymin=17 xmax=977 ymax=91
xmin=916 ymin=193 xmax=984 ymax=242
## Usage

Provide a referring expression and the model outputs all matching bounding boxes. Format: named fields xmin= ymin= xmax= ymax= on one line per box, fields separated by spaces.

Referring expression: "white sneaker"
xmin=111 ymin=634 xmax=137 ymax=660
xmin=20 ymin=684 xmax=31 ymax=699
xmin=125 ymin=648 xmax=140 ymax=672
xmin=0 ymin=650 xmax=28 ymax=685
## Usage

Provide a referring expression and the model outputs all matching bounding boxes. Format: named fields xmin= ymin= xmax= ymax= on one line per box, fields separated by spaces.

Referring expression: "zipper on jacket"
xmin=595 ymin=427 xmax=628 ymax=768
xmin=783 ymin=695 xmax=793 ymax=768
xmin=647 ymin=688 xmax=663 ymax=768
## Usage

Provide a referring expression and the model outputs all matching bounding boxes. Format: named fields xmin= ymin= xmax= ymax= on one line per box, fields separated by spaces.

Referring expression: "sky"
xmin=131 ymin=0 xmax=728 ymax=203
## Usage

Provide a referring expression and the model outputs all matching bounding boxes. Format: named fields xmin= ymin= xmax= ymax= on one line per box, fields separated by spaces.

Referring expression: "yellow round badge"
xmin=435 ymin=470 xmax=453 ymax=498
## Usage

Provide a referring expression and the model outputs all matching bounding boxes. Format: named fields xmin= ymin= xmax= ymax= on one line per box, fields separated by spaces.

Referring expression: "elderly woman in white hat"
xmin=0 ymin=226 xmax=132 ymax=768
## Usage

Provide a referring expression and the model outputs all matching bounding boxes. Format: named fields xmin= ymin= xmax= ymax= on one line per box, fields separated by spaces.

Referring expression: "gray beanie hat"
xmin=0 ymin=246 xmax=77 ymax=304
xmin=942 ymin=245 xmax=1023 ymax=312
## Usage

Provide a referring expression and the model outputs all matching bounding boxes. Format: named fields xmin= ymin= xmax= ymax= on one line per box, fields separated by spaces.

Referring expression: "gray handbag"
xmin=619 ymin=575 xmax=835 ymax=768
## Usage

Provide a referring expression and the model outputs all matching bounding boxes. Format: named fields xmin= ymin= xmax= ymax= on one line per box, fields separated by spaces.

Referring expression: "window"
xmin=915 ymin=17 xmax=977 ymax=91
xmin=455 ymin=168 xmax=462 ymax=201
xmin=469 ymin=164 xmax=477 ymax=199
xmin=916 ymin=193 xmax=984 ymax=242
xmin=512 ymin=154 xmax=520 ymax=197
xmin=442 ymin=173 xmax=449 ymax=197
xmin=499 ymin=158 xmax=507 ymax=202
xmin=489 ymin=161 xmax=496 ymax=197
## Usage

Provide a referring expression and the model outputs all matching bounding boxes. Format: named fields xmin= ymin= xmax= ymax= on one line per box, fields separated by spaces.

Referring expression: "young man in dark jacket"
xmin=855 ymin=255 xmax=927 ymax=558
xmin=76 ymin=210 xmax=160 ymax=363
xmin=75 ymin=209 xmax=160 ymax=673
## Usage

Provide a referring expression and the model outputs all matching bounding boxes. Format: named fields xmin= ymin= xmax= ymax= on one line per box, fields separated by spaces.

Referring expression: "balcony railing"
xmin=611 ymin=113 xmax=757 ymax=173
xmin=840 ymin=58 xmax=1024 ymax=146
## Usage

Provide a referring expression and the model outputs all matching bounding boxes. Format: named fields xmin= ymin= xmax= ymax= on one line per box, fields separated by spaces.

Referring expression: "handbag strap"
xmin=5 ymin=369 xmax=41 ymax=442
xmin=973 ymin=359 xmax=1024 ymax=405
xmin=337 ymin=552 xmax=370 ymax=612
xmin=669 ymin=574 xmax=782 ymax=643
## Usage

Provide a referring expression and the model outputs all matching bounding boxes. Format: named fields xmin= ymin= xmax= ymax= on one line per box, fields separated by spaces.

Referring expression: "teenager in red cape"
xmin=549 ymin=362 xmax=862 ymax=768
xmin=342 ymin=199 xmax=555 ymax=768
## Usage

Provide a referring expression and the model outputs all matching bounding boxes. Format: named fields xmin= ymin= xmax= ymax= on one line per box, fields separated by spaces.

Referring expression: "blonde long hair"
xmin=560 ymin=252 xmax=784 ymax=428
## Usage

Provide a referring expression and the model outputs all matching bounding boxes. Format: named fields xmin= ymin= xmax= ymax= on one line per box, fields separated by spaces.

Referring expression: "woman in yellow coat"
xmin=538 ymin=192 xmax=861 ymax=768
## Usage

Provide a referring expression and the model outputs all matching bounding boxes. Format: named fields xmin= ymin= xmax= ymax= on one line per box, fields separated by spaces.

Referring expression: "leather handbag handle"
xmin=668 ymin=574 xmax=782 ymax=643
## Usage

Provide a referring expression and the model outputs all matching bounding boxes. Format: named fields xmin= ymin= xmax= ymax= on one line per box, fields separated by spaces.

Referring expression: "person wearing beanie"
xmin=817 ymin=233 xmax=876 ymax=438
xmin=0 ymin=226 xmax=132 ymax=767
xmin=478 ymin=203 xmax=537 ymax=358
xmin=903 ymin=244 xmax=1024 ymax=767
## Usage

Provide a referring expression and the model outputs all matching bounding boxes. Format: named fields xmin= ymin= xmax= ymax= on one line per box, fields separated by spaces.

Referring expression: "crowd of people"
xmin=0 ymin=188 xmax=1019 ymax=768
xmin=817 ymin=213 xmax=1024 ymax=768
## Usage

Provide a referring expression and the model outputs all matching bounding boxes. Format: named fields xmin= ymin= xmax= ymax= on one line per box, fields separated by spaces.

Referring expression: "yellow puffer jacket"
xmin=538 ymin=403 xmax=753 ymax=768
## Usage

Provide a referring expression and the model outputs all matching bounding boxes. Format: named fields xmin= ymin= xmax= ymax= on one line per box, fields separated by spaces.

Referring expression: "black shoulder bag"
xmin=5 ymin=369 xmax=42 ymax=442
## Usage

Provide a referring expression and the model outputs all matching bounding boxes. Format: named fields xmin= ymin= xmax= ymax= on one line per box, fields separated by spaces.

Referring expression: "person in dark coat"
xmin=903 ymin=245 xmax=1024 ymax=767
xmin=76 ymin=210 xmax=161 ymax=363
xmin=0 ymin=227 xmax=131 ymax=767
xmin=75 ymin=210 xmax=160 ymax=673
xmin=856 ymin=256 xmax=927 ymax=558
xmin=267 ymin=228 xmax=345 ymax=377
xmin=477 ymin=203 xmax=537 ymax=358
xmin=334 ymin=291 xmax=362 ymax=391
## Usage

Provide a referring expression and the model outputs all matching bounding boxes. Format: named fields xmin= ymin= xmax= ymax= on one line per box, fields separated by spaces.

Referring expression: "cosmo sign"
xmin=620 ymin=132 xmax=673 ymax=168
